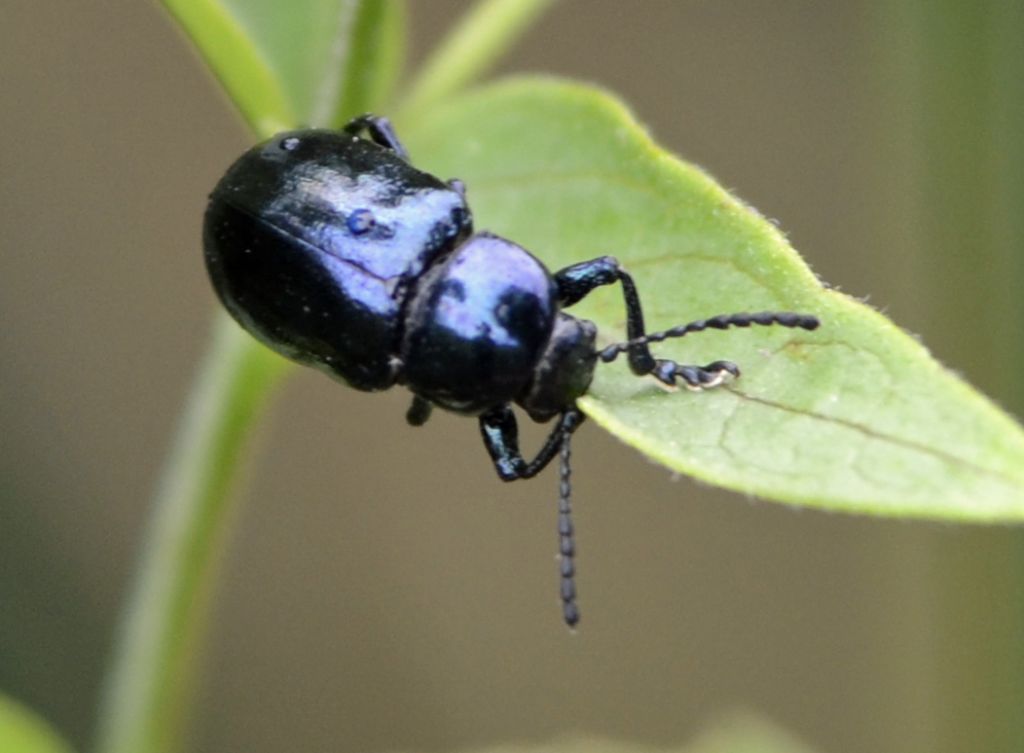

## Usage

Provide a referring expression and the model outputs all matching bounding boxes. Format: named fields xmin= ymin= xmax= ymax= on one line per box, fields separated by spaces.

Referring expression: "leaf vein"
xmin=727 ymin=387 xmax=1024 ymax=488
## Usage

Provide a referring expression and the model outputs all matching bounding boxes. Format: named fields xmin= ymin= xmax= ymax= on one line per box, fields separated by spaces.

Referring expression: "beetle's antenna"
xmin=597 ymin=311 xmax=819 ymax=364
xmin=557 ymin=428 xmax=580 ymax=629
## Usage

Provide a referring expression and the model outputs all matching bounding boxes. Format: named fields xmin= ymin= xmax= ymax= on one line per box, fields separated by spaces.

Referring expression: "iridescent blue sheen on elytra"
xmin=204 ymin=129 xmax=473 ymax=391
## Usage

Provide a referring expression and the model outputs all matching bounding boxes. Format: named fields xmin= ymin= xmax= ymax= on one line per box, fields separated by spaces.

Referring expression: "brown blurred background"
xmin=2 ymin=2 xmax=1023 ymax=752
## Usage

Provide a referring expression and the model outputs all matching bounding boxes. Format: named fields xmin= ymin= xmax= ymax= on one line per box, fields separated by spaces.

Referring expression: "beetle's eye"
xmin=347 ymin=208 xmax=376 ymax=236
xmin=280 ymin=136 xmax=301 ymax=151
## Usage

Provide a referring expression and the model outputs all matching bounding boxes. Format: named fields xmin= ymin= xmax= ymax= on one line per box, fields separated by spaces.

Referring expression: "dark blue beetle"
xmin=204 ymin=115 xmax=819 ymax=627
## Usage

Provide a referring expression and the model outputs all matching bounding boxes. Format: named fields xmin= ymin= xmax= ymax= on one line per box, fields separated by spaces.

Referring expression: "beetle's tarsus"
xmin=651 ymin=359 xmax=740 ymax=390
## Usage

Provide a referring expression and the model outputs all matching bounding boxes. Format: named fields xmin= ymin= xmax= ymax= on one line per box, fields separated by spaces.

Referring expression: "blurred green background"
xmin=2 ymin=2 xmax=1022 ymax=752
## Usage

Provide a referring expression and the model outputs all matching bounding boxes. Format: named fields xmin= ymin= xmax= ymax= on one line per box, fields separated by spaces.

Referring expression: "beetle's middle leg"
xmin=553 ymin=256 xmax=739 ymax=389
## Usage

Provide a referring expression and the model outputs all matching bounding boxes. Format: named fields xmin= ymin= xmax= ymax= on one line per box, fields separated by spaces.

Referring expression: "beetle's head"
xmin=517 ymin=313 xmax=597 ymax=422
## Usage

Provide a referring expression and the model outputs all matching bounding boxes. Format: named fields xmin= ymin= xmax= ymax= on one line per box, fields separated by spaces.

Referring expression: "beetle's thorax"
xmin=399 ymin=232 xmax=559 ymax=415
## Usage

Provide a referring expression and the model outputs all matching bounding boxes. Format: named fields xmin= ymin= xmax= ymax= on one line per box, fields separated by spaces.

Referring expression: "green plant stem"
xmin=400 ymin=0 xmax=557 ymax=118
xmin=332 ymin=0 xmax=407 ymax=127
xmin=94 ymin=314 xmax=288 ymax=753
xmin=161 ymin=0 xmax=296 ymax=137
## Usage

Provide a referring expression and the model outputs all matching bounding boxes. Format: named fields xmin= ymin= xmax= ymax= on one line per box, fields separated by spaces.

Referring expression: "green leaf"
xmin=0 ymin=694 xmax=74 ymax=753
xmin=161 ymin=0 xmax=405 ymax=133
xmin=161 ymin=0 xmax=295 ymax=136
xmin=401 ymin=77 xmax=1024 ymax=520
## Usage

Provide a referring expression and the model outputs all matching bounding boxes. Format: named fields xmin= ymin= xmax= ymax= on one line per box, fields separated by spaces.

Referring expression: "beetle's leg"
xmin=555 ymin=258 xmax=819 ymax=388
xmin=479 ymin=405 xmax=584 ymax=628
xmin=554 ymin=256 xmax=658 ymax=376
xmin=597 ymin=311 xmax=819 ymax=388
xmin=650 ymin=359 xmax=740 ymax=391
xmin=478 ymin=405 xmax=583 ymax=481
xmin=343 ymin=114 xmax=409 ymax=160
xmin=406 ymin=395 xmax=433 ymax=426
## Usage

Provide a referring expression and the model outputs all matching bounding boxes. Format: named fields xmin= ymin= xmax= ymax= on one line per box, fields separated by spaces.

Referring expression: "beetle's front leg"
xmin=554 ymin=257 xmax=741 ymax=390
xmin=478 ymin=405 xmax=583 ymax=481
xmin=478 ymin=405 xmax=585 ymax=628
xmin=343 ymin=114 xmax=409 ymax=160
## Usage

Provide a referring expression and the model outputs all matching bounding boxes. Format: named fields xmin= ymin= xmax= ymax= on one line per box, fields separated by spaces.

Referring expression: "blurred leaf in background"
xmin=456 ymin=714 xmax=820 ymax=753
xmin=875 ymin=3 xmax=1024 ymax=752
xmin=0 ymin=693 xmax=74 ymax=753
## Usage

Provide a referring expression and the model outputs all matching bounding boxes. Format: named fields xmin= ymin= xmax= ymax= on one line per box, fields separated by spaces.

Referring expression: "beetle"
xmin=203 ymin=114 xmax=819 ymax=627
